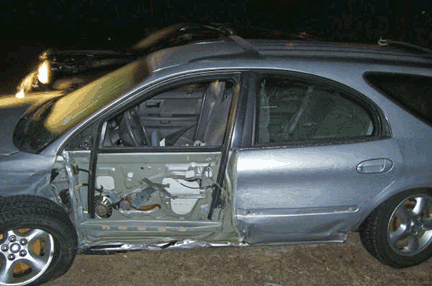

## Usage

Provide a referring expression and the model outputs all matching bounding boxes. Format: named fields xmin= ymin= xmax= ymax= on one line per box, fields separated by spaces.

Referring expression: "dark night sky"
xmin=1 ymin=0 xmax=430 ymax=42
xmin=0 ymin=0 xmax=430 ymax=94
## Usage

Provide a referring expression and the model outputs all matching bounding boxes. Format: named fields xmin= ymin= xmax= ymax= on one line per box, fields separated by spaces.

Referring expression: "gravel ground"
xmin=46 ymin=234 xmax=432 ymax=286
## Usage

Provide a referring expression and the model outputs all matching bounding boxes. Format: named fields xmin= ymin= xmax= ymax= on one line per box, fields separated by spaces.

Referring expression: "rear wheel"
xmin=360 ymin=190 xmax=432 ymax=268
xmin=0 ymin=196 xmax=77 ymax=285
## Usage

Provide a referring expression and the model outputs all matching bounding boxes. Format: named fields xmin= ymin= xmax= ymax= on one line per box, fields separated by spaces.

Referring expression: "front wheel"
xmin=0 ymin=196 xmax=77 ymax=285
xmin=360 ymin=189 xmax=432 ymax=268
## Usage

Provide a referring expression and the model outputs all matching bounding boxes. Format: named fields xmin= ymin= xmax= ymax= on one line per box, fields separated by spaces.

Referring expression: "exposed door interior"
xmin=91 ymin=79 xmax=236 ymax=228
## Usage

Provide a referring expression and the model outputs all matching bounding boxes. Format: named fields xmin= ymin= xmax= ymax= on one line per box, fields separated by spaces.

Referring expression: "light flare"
xmin=37 ymin=60 xmax=51 ymax=84
xmin=16 ymin=89 xmax=25 ymax=98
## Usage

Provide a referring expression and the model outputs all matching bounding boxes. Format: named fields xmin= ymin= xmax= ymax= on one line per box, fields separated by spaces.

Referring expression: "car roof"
xmin=147 ymin=37 xmax=432 ymax=72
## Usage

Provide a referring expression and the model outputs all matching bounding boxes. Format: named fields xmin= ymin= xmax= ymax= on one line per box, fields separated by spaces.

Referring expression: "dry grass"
xmin=47 ymin=234 xmax=432 ymax=286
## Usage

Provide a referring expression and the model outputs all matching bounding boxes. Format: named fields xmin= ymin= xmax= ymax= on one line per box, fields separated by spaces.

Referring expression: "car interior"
xmin=257 ymin=77 xmax=374 ymax=145
xmin=102 ymin=80 xmax=234 ymax=148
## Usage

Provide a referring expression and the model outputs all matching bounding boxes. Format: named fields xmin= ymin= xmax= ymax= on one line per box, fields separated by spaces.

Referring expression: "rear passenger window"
xmin=256 ymin=75 xmax=374 ymax=145
xmin=365 ymin=73 xmax=432 ymax=125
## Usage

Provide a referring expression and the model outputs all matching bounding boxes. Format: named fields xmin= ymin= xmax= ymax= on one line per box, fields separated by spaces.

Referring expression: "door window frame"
xmin=84 ymin=70 xmax=247 ymax=218
xmin=240 ymin=70 xmax=391 ymax=149
xmin=97 ymin=72 xmax=242 ymax=153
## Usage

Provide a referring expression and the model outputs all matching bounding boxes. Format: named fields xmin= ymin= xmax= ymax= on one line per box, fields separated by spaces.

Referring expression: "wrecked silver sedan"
xmin=1 ymin=36 xmax=432 ymax=285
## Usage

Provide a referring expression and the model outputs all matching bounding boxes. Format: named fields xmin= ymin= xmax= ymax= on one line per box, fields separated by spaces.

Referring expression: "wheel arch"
xmin=355 ymin=186 xmax=432 ymax=231
xmin=0 ymin=170 xmax=59 ymax=203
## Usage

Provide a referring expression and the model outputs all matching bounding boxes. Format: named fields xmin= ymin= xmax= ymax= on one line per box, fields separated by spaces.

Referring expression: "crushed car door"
xmin=84 ymin=77 xmax=240 ymax=242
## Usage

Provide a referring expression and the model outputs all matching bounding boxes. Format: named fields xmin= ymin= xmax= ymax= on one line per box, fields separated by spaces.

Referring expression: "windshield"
xmin=13 ymin=58 xmax=150 ymax=154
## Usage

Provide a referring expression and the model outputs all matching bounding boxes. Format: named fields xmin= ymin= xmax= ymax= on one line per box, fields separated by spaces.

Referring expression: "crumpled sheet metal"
xmin=80 ymin=239 xmax=247 ymax=253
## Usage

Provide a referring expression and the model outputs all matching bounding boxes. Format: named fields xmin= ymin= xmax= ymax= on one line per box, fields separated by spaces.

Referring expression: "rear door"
xmin=234 ymin=72 xmax=402 ymax=244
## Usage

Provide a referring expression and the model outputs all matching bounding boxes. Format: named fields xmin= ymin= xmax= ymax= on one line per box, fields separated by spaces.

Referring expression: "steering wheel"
xmin=123 ymin=109 xmax=151 ymax=146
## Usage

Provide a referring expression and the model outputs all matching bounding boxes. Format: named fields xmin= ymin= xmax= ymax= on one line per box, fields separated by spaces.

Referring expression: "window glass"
xmin=13 ymin=59 xmax=149 ymax=154
xmin=365 ymin=73 xmax=432 ymax=125
xmin=102 ymin=80 xmax=234 ymax=148
xmin=256 ymin=75 xmax=374 ymax=145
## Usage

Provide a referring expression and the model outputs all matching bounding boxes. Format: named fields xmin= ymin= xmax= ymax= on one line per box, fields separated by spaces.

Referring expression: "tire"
xmin=0 ymin=195 xmax=77 ymax=285
xmin=360 ymin=189 xmax=432 ymax=268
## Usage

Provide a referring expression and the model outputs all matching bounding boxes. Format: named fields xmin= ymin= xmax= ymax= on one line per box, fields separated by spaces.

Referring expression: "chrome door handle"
xmin=356 ymin=158 xmax=393 ymax=174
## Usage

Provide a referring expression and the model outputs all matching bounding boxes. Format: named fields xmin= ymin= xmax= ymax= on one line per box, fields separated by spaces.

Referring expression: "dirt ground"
xmin=46 ymin=233 xmax=432 ymax=286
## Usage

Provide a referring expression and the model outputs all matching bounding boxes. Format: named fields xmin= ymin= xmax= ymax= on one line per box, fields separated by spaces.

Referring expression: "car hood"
xmin=45 ymin=49 xmax=135 ymax=74
xmin=0 ymin=92 xmax=63 ymax=155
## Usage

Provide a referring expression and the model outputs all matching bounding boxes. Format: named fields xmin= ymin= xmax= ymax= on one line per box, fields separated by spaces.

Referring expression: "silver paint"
xmin=1 ymin=39 xmax=432 ymax=253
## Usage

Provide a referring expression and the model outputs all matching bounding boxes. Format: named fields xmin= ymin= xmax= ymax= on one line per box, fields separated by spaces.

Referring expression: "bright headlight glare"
xmin=16 ymin=89 xmax=25 ymax=98
xmin=37 ymin=60 xmax=51 ymax=84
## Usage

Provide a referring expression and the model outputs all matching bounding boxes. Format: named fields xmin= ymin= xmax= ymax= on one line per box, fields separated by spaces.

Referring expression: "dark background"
xmin=1 ymin=0 xmax=431 ymax=94
xmin=0 ymin=3 xmax=432 ymax=284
